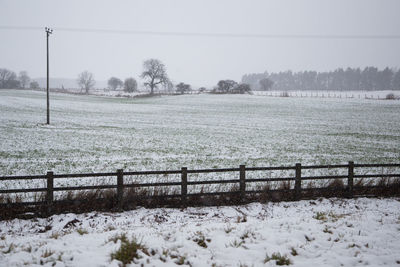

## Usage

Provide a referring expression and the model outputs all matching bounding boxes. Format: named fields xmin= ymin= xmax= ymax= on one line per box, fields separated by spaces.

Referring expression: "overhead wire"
xmin=1 ymin=25 xmax=400 ymax=39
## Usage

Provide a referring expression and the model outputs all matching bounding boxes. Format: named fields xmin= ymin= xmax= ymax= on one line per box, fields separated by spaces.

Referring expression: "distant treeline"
xmin=0 ymin=68 xmax=38 ymax=89
xmin=242 ymin=67 xmax=400 ymax=91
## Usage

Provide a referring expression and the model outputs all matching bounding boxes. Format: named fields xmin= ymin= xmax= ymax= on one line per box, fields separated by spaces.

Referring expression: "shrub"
xmin=386 ymin=93 xmax=395 ymax=100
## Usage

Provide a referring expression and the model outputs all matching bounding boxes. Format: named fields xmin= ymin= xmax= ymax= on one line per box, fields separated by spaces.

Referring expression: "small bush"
xmin=264 ymin=253 xmax=292 ymax=265
xmin=386 ymin=93 xmax=395 ymax=100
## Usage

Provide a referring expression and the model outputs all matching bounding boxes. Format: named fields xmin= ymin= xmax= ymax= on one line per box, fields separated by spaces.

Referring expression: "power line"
xmin=1 ymin=25 xmax=400 ymax=39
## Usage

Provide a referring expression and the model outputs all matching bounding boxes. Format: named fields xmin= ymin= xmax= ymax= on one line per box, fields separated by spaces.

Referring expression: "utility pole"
xmin=45 ymin=27 xmax=53 ymax=125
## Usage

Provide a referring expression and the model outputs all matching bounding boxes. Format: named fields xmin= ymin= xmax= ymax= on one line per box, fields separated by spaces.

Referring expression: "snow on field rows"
xmin=0 ymin=198 xmax=399 ymax=266
xmin=0 ymin=89 xmax=399 ymax=192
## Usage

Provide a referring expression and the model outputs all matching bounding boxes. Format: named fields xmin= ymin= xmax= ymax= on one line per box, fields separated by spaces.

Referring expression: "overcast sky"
xmin=1 ymin=0 xmax=400 ymax=87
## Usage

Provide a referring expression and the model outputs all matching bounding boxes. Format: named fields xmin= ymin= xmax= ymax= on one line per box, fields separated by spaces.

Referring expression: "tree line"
xmin=0 ymin=69 xmax=39 ymax=89
xmin=242 ymin=67 xmax=400 ymax=91
xmin=77 ymin=59 xmax=171 ymax=95
xmin=1 ymin=58 xmax=253 ymax=95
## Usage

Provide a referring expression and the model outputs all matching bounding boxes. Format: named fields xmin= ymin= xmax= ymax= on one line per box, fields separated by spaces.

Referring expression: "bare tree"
xmin=0 ymin=68 xmax=19 ymax=89
xmin=18 ymin=71 xmax=30 ymax=89
xmin=163 ymin=80 xmax=175 ymax=93
xmin=176 ymin=82 xmax=191 ymax=94
xmin=108 ymin=77 xmax=123 ymax=90
xmin=124 ymin=77 xmax=137 ymax=92
xmin=77 ymin=71 xmax=95 ymax=94
xmin=141 ymin=59 xmax=169 ymax=95
xmin=216 ymin=80 xmax=237 ymax=93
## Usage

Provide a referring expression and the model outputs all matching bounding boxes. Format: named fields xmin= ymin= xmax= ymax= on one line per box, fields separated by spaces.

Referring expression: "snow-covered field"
xmin=1 ymin=89 xmax=399 ymax=175
xmin=0 ymin=197 xmax=399 ymax=266
xmin=0 ymin=89 xmax=399 ymax=192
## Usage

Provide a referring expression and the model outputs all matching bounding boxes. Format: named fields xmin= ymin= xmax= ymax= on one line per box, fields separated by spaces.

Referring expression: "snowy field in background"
xmin=0 ymin=197 xmax=399 ymax=266
xmin=0 ymin=89 xmax=399 ymax=190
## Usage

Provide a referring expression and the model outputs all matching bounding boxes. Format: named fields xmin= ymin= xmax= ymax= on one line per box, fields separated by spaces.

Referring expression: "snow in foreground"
xmin=1 ymin=198 xmax=400 ymax=266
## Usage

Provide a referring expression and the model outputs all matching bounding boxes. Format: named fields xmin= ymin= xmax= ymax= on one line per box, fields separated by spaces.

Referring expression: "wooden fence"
xmin=0 ymin=162 xmax=399 ymax=212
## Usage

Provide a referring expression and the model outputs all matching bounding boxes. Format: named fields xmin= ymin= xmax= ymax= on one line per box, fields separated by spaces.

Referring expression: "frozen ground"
xmin=0 ymin=89 xmax=399 ymax=193
xmin=0 ymin=197 xmax=399 ymax=266
xmin=1 ymin=89 xmax=399 ymax=176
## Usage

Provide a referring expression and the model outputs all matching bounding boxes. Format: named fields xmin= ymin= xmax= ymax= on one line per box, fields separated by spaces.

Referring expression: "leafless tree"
xmin=18 ymin=71 xmax=30 ymax=89
xmin=141 ymin=59 xmax=169 ymax=95
xmin=176 ymin=82 xmax=191 ymax=94
xmin=216 ymin=80 xmax=237 ymax=93
xmin=108 ymin=77 xmax=123 ymax=90
xmin=77 ymin=71 xmax=95 ymax=94
xmin=0 ymin=68 xmax=19 ymax=89
xmin=124 ymin=77 xmax=137 ymax=92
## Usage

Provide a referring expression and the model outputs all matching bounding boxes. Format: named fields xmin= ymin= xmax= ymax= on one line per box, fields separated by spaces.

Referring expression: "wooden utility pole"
xmin=45 ymin=27 xmax=53 ymax=124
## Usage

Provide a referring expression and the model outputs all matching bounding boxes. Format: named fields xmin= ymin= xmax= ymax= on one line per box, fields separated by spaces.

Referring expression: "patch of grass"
xmin=224 ymin=225 xmax=234 ymax=234
xmin=236 ymin=216 xmax=247 ymax=223
xmin=347 ymin=243 xmax=361 ymax=249
xmin=264 ymin=252 xmax=292 ymax=265
xmin=76 ymin=228 xmax=88 ymax=235
xmin=192 ymin=231 xmax=210 ymax=248
xmin=175 ymin=255 xmax=187 ymax=265
xmin=290 ymin=247 xmax=298 ymax=256
xmin=313 ymin=212 xmax=327 ymax=221
xmin=49 ymin=231 xmax=61 ymax=239
xmin=107 ymin=233 xmax=129 ymax=244
xmin=41 ymin=249 xmax=54 ymax=258
xmin=3 ymin=243 xmax=14 ymax=254
xmin=323 ymin=225 xmax=333 ymax=234
xmin=228 ymin=239 xmax=245 ymax=248
xmin=110 ymin=236 xmax=148 ymax=266
xmin=305 ymin=235 xmax=315 ymax=242
xmin=328 ymin=212 xmax=346 ymax=222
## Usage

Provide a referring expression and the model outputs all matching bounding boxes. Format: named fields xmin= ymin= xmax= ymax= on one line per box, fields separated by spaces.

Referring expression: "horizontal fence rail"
xmin=0 ymin=162 xmax=399 ymax=215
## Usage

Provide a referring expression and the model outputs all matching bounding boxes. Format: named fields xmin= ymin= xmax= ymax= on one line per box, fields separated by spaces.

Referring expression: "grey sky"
xmin=1 ymin=0 xmax=400 ymax=87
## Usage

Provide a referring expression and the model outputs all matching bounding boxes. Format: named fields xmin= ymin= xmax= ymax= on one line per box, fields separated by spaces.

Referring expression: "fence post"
xmin=46 ymin=171 xmax=54 ymax=214
xmin=295 ymin=163 xmax=301 ymax=200
xmin=181 ymin=167 xmax=187 ymax=207
xmin=117 ymin=169 xmax=124 ymax=210
xmin=239 ymin=165 xmax=246 ymax=202
xmin=348 ymin=161 xmax=354 ymax=198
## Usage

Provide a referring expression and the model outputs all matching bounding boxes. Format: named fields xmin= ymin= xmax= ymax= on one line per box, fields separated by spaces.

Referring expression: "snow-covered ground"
xmin=0 ymin=197 xmax=399 ymax=266
xmin=0 ymin=89 xmax=399 ymax=197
